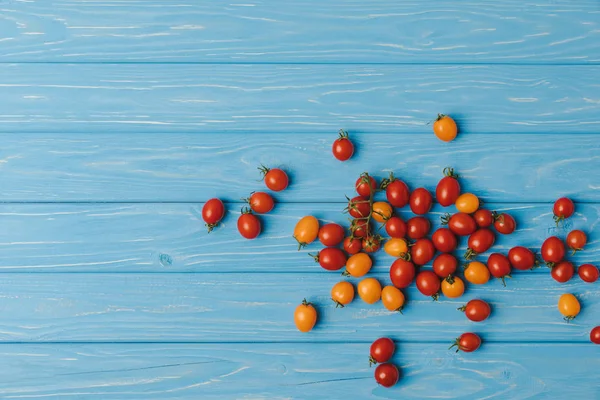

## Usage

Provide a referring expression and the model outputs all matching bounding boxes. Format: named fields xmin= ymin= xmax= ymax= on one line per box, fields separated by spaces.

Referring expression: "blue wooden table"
xmin=1 ymin=1 xmax=599 ymax=398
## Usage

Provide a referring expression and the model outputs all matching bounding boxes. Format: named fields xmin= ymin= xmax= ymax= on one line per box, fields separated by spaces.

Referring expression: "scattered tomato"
xmin=558 ymin=293 xmax=580 ymax=322
xmin=579 ymin=264 xmax=599 ymax=283
xmin=390 ymin=258 xmax=416 ymax=289
xmin=318 ymin=223 xmax=345 ymax=247
xmin=372 ymin=201 xmax=393 ymax=223
xmin=432 ymin=228 xmax=458 ymax=253
xmin=202 ymin=198 xmax=226 ymax=233
xmin=553 ymin=197 xmax=575 ymax=225
xmin=331 ymin=281 xmax=354 ymax=307
xmin=355 ymin=173 xmax=377 ymax=197
xmin=385 ymin=216 xmax=407 ymax=239
xmin=246 ymin=191 xmax=274 ymax=214
xmin=370 ymin=338 xmax=395 ymax=365
xmin=374 ymin=363 xmax=400 ymax=388
xmin=433 ymin=253 xmax=458 ymax=278
xmin=293 ymin=216 xmax=319 ymax=249
xmin=407 ymin=216 xmax=431 ymax=240
xmin=294 ymin=299 xmax=317 ymax=332
xmin=436 ymin=167 xmax=461 ymax=207
xmin=433 ymin=114 xmax=458 ymax=142
xmin=343 ymin=236 xmax=363 ymax=255
xmin=362 ymin=235 xmax=382 ymax=253
xmin=459 ymin=299 xmax=491 ymax=322
xmin=566 ymin=230 xmax=587 ymax=253
xmin=508 ymin=246 xmax=538 ymax=271
xmin=443 ymin=212 xmax=477 ymax=236
xmin=381 ymin=286 xmax=406 ymax=313
xmin=259 ymin=165 xmax=289 ymax=192
xmin=332 ymin=129 xmax=354 ymax=161
xmin=487 ymin=253 xmax=512 ymax=286
xmin=345 ymin=253 xmax=373 ymax=277
xmin=382 ymin=173 xmax=410 ymax=208
xmin=358 ymin=277 xmax=382 ymax=304
xmin=590 ymin=326 xmax=600 ymax=344
xmin=384 ymin=238 xmax=409 ymax=258
xmin=347 ymin=196 xmax=370 ymax=219
xmin=451 ymin=332 xmax=481 ymax=353
xmin=410 ymin=188 xmax=433 ymax=215
xmin=465 ymin=229 xmax=495 ymax=259
xmin=310 ymin=247 xmax=347 ymax=271
xmin=551 ymin=261 xmax=575 ymax=283
xmin=493 ymin=212 xmax=516 ymax=235
xmin=441 ymin=276 xmax=465 ymax=298
xmin=474 ymin=209 xmax=494 ymax=228
xmin=455 ymin=193 xmax=480 ymax=214
xmin=416 ymin=270 xmax=441 ymax=299
xmin=541 ymin=236 xmax=565 ymax=265
xmin=464 ymin=261 xmax=490 ymax=285
xmin=411 ymin=238 xmax=436 ymax=265
xmin=237 ymin=209 xmax=261 ymax=239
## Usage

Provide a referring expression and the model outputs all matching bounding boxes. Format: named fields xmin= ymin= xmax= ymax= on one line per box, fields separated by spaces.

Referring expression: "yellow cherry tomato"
xmin=441 ymin=276 xmax=465 ymax=298
xmin=357 ymin=278 xmax=382 ymax=304
xmin=384 ymin=238 xmax=409 ymax=257
xmin=558 ymin=293 xmax=580 ymax=321
xmin=294 ymin=299 xmax=317 ymax=332
xmin=293 ymin=216 xmax=319 ymax=250
xmin=464 ymin=261 xmax=490 ymax=285
xmin=344 ymin=253 xmax=373 ymax=277
xmin=433 ymin=114 xmax=458 ymax=142
xmin=381 ymin=285 xmax=405 ymax=312
xmin=455 ymin=193 xmax=480 ymax=214
xmin=331 ymin=281 xmax=355 ymax=307
xmin=372 ymin=201 xmax=393 ymax=223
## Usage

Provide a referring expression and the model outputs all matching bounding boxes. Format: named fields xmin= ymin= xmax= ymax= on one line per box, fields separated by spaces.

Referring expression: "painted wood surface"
xmin=1 ymin=1 xmax=599 ymax=64
xmin=0 ymin=343 xmax=598 ymax=399
xmin=1 ymin=64 xmax=599 ymax=134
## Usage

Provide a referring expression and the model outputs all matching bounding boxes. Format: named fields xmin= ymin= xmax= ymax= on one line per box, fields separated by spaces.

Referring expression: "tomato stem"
xmin=563 ymin=315 xmax=576 ymax=323
xmin=308 ymin=252 xmax=320 ymax=263
xmin=338 ymin=129 xmax=349 ymax=139
xmin=464 ymin=248 xmax=477 ymax=260
xmin=294 ymin=236 xmax=308 ymax=251
xmin=457 ymin=305 xmax=467 ymax=312
xmin=443 ymin=167 xmax=459 ymax=179
xmin=440 ymin=213 xmax=451 ymax=225
xmin=368 ymin=356 xmax=378 ymax=367
xmin=332 ymin=299 xmax=345 ymax=308
xmin=257 ymin=164 xmax=270 ymax=179
xmin=205 ymin=222 xmax=219 ymax=233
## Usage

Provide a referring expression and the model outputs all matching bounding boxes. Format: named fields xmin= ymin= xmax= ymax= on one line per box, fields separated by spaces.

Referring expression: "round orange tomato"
xmin=372 ymin=202 xmax=393 ymax=223
xmin=464 ymin=261 xmax=490 ymax=285
xmin=345 ymin=253 xmax=373 ymax=277
xmin=381 ymin=286 xmax=405 ymax=312
xmin=358 ymin=278 xmax=382 ymax=304
xmin=384 ymin=238 xmax=409 ymax=258
xmin=433 ymin=114 xmax=458 ymax=142
xmin=331 ymin=281 xmax=355 ymax=307
xmin=293 ymin=216 xmax=319 ymax=250
xmin=558 ymin=293 xmax=580 ymax=321
xmin=294 ymin=299 xmax=317 ymax=332
xmin=455 ymin=193 xmax=480 ymax=214
xmin=441 ymin=276 xmax=465 ymax=298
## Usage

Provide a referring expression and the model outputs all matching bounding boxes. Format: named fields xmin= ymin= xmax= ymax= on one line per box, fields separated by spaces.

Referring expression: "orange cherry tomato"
xmin=456 ymin=193 xmax=480 ymax=214
xmin=464 ymin=261 xmax=490 ymax=285
xmin=358 ymin=278 xmax=382 ymax=304
xmin=441 ymin=276 xmax=465 ymax=298
xmin=294 ymin=299 xmax=317 ymax=332
xmin=433 ymin=114 xmax=458 ymax=142
xmin=558 ymin=293 xmax=580 ymax=321
xmin=372 ymin=202 xmax=393 ymax=223
xmin=384 ymin=238 xmax=409 ymax=257
xmin=381 ymin=286 xmax=405 ymax=312
xmin=331 ymin=281 xmax=355 ymax=307
xmin=293 ymin=216 xmax=319 ymax=250
xmin=345 ymin=253 xmax=373 ymax=277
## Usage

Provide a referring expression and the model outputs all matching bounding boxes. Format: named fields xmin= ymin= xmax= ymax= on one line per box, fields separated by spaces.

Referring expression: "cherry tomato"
xmin=566 ymin=230 xmax=587 ymax=253
xmin=410 ymin=188 xmax=433 ymax=215
xmin=370 ymin=337 xmax=395 ymax=365
xmin=433 ymin=114 xmax=458 ymax=142
xmin=541 ymin=236 xmax=565 ymax=265
xmin=432 ymin=228 xmax=458 ymax=253
xmin=347 ymin=196 xmax=370 ymax=219
xmin=441 ymin=276 xmax=465 ymax=298
xmin=492 ymin=213 xmax=516 ymax=235
xmin=362 ymin=235 xmax=382 ymax=253
xmin=455 ymin=193 xmax=480 ymax=214
xmin=416 ymin=270 xmax=441 ymax=299
xmin=464 ymin=261 xmax=490 ymax=285
xmin=579 ymin=264 xmax=599 ymax=283
xmin=407 ymin=216 xmax=431 ymax=240
xmin=508 ymin=246 xmax=538 ymax=271
xmin=355 ymin=174 xmax=377 ymax=197
xmin=318 ymin=223 xmax=345 ymax=247
xmin=310 ymin=247 xmax=347 ymax=271
xmin=385 ymin=216 xmax=407 ymax=239
xmin=590 ymin=326 xmax=600 ymax=344
xmin=237 ymin=209 xmax=261 ymax=239
xmin=390 ymin=258 xmax=416 ymax=289
xmin=384 ymin=238 xmax=409 ymax=258
xmin=465 ymin=229 xmax=495 ymax=259
xmin=294 ymin=299 xmax=317 ymax=332
xmin=246 ymin=191 xmax=274 ymax=214
xmin=459 ymin=299 xmax=491 ymax=322
xmin=331 ymin=281 xmax=354 ymax=307
xmin=433 ymin=253 xmax=458 ymax=278
xmin=381 ymin=286 xmax=406 ymax=313
xmin=358 ymin=277 xmax=382 ymax=304
xmin=558 ymin=293 xmax=580 ymax=321
xmin=451 ymin=332 xmax=481 ymax=353
xmin=551 ymin=261 xmax=574 ymax=283
xmin=487 ymin=253 xmax=512 ymax=286
xmin=372 ymin=202 xmax=393 ymax=223
xmin=343 ymin=236 xmax=363 ymax=255
xmin=293 ymin=216 xmax=319 ymax=249
xmin=443 ymin=212 xmax=477 ymax=236
xmin=374 ymin=363 xmax=400 ymax=388
xmin=202 ymin=198 xmax=226 ymax=232
xmin=332 ymin=129 xmax=354 ymax=161
xmin=474 ymin=209 xmax=494 ymax=228
xmin=350 ymin=218 xmax=371 ymax=239
xmin=411 ymin=238 xmax=436 ymax=266
xmin=259 ymin=165 xmax=289 ymax=192
xmin=382 ymin=173 xmax=410 ymax=208
xmin=436 ymin=167 xmax=461 ymax=207
xmin=553 ymin=197 xmax=575 ymax=224
xmin=345 ymin=253 xmax=372 ymax=277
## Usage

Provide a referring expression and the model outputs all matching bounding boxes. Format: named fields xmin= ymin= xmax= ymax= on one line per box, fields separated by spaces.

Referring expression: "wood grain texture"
xmin=0 ymin=202 xmax=597 ymax=273
xmin=1 ymin=1 xmax=599 ymax=63
xmin=0 ymin=343 xmax=599 ymax=399
xmin=1 ymin=64 xmax=599 ymax=133
xmin=0 ymin=272 xmax=598 ymax=342
xmin=1 ymin=133 xmax=599 ymax=202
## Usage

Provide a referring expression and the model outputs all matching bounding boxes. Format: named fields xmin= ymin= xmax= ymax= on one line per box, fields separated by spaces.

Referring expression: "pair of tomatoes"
xmin=370 ymin=338 xmax=400 ymax=388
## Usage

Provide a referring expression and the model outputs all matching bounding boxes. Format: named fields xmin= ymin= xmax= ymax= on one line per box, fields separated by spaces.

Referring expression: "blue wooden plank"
xmin=1 ymin=133 xmax=599 ymax=202
xmin=0 ymin=1 xmax=598 ymax=64
xmin=0 ymin=272 xmax=597 ymax=342
xmin=0 ymin=64 xmax=599 ymax=133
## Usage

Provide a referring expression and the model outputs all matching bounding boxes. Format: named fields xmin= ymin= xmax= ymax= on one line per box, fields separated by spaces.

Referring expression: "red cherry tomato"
xmin=436 ymin=168 xmax=461 ymax=207
xmin=451 ymin=332 xmax=481 ymax=353
xmin=355 ymin=174 xmax=377 ymax=197
xmin=237 ymin=210 xmax=261 ymax=239
xmin=369 ymin=337 xmax=395 ymax=365
xmin=551 ymin=261 xmax=574 ymax=283
xmin=318 ymin=223 xmax=345 ymax=247
xmin=390 ymin=258 xmax=416 ymax=289
xmin=332 ymin=129 xmax=354 ymax=161
xmin=541 ymin=236 xmax=565 ymax=264
xmin=433 ymin=254 xmax=458 ymax=278
xmin=202 ymin=198 xmax=226 ymax=232
xmin=553 ymin=197 xmax=575 ymax=223
xmin=579 ymin=264 xmax=599 ymax=283
xmin=432 ymin=228 xmax=458 ymax=253
xmin=310 ymin=248 xmax=347 ymax=271
xmin=416 ymin=270 xmax=441 ymax=298
xmin=343 ymin=236 xmax=363 ymax=255
xmin=259 ymin=166 xmax=289 ymax=192
xmin=566 ymin=230 xmax=587 ymax=253
xmin=591 ymin=326 xmax=600 ymax=344
xmin=508 ymin=246 xmax=538 ymax=271
xmin=487 ymin=253 xmax=512 ymax=286
xmin=347 ymin=196 xmax=370 ymax=219
xmin=465 ymin=229 xmax=495 ymax=259
xmin=460 ymin=300 xmax=491 ymax=322
xmin=247 ymin=192 xmax=274 ymax=214
xmin=374 ymin=363 xmax=399 ymax=388
xmin=407 ymin=216 xmax=431 ymax=240
xmin=385 ymin=216 xmax=407 ymax=238
xmin=474 ymin=209 xmax=494 ymax=228
xmin=362 ymin=236 xmax=381 ymax=253
xmin=350 ymin=218 xmax=371 ymax=239
xmin=493 ymin=212 xmax=516 ymax=235
xmin=411 ymin=238 xmax=436 ymax=266
xmin=383 ymin=174 xmax=410 ymax=208
xmin=443 ymin=213 xmax=477 ymax=236
xmin=410 ymin=188 xmax=433 ymax=215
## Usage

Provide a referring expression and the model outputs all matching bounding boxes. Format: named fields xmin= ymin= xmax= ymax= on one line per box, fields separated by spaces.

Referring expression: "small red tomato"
xmin=332 ymin=129 xmax=354 ymax=161
xmin=347 ymin=196 xmax=370 ymax=219
xmin=553 ymin=197 xmax=575 ymax=224
xmin=460 ymin=300 xmax=491 ymax=322
xmin=385 ymin=216 xmax=407 ymax=238
xmin=343 ymin=236 xmax=363 ymax=255
xmin=443 ymin=212 xmax=477 ymax=236
xmin=374 ymin=363 xmax=399 ymax=388
xmin=487 ymin=253 xmax=512 ymax=286
xmin=237 ymin=210 xmax=261 ymax=239
xmin=382 ymin=173 xmax=410 ymax=208
xmin=474 ymin=209 xmax=494 ymax=228
xmin=362 ymin=236 xmax=381 ymax=253
xmin=318 ymin=223 xmax=345 ymax=247
xmin=451 ymin=332 xmax=481 ymax=353
xmin=416 ymin=270 xmax=441 ymax=298
xmin=410 ymin=188 xmax=433 ymax=215
xmin=350 ymin=218 xmax=371 ymax=239
xmin=465 ymin=229 xmax=495 ymax=259
xmin=551 ymin=261 xmax=575 ymax=283
xmin=202 ymin=198 xmax=226 ymax=232
xmin=259 ymin=165 xmax=289 ymax=192
xmin=432 ymin=228 xmax=458 ymax=253
xmin=310 ymin=248 xmax=347 ymax=271
xmin=355 ymin=174 xmax=377 ymax=197
xmin=411 ymin=238 xmax=436 ymax=266
xmin=436 ymin=168 xmax=461 ymax=207
xmin=541 ymin=236 xmax=565 ymax=265
xmin=433 ymin=254 xmax=458 ymax=278
xmin=579 ymin=264 xmax=599 ymax=283
xmin=247 ymin=192 xmax=274 ymax=214
xmin=508 ymin=246 xmax=538 ymax=271
xmin=390 ymin=258 xmax=416 ymax=289
xmin=369 ymin=337 xmax=395 ymax=365
xmin=493 ymin=213 xmax=516 ymax=235
xmin=566 ymin=230 xmax=587 ymax=253
xmin=591 ymin=326 xmax=600 ymax=344
xmin=407 ymin=216 xmax=431 ymax=240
